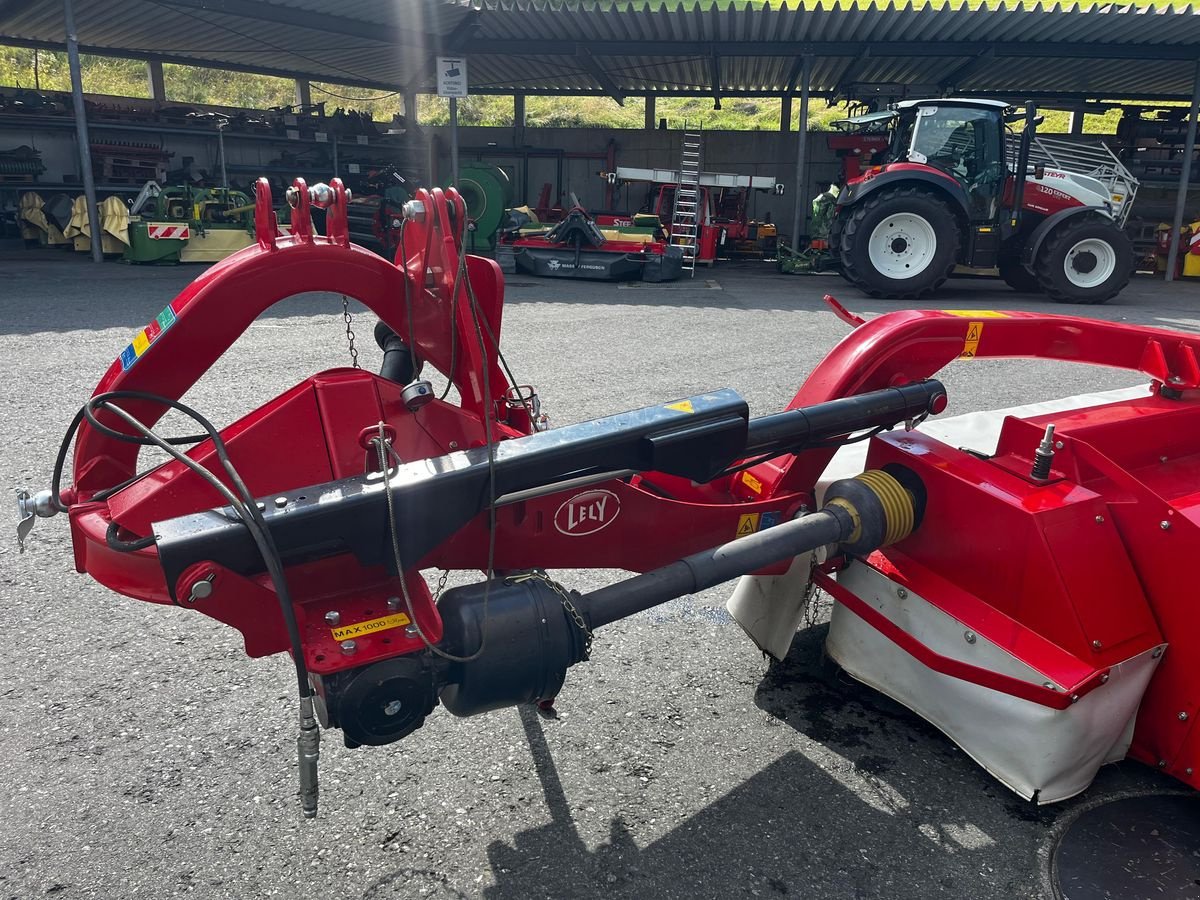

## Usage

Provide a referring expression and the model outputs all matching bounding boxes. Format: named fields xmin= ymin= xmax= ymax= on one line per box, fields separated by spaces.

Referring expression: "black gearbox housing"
xmin=438 ymin=577 xmax=589 ymax=717
xmin=319 ymin=654 xmax=438 ymax=748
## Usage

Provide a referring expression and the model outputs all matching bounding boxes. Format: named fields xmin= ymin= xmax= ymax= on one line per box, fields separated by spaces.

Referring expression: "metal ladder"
xmin=669 ymin=125 xmax=703 ymax=276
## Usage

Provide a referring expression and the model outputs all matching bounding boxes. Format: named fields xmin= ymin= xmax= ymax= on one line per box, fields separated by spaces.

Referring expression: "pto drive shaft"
xmin=582 ymin=466 xmax=921 ymax=628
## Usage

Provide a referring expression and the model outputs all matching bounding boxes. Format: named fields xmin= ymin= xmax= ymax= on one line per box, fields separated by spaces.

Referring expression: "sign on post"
xmin=437 ymin=57 xmax=468 ymax=98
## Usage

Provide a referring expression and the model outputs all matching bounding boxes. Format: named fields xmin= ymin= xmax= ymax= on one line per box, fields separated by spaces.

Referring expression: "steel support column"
xmin=514 ymin=93 xmax=525 ymax=145
xmin=645 ymin=94 xmax=656 ymax=130
xmin=295 ymin=79 xmax=312 ymax=108
xmin=780 ymin=94 xmax=792 ymax=132
xmin=449 ymin=96 xmax=460 ymax=187
xmin=1166 ymin=59 xmax=1200 ymax=283
xmin=63 ymin=0 xmax=102 ymax=263
xmin=147 ymin=60 xmax=165 ymax=101
xmin=789 ymin=55 xmax=812 ymax=247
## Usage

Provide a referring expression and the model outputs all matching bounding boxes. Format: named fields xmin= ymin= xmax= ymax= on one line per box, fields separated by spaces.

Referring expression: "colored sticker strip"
xmin=118 ymin=301 xmax=178 ymax=371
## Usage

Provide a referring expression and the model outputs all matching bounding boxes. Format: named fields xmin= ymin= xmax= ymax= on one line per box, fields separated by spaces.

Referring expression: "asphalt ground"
xmin=1 ymin=250 xmax=1197 ymax=900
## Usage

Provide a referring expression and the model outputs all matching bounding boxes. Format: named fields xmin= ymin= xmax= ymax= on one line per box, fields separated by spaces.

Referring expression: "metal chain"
xmin=507 ymin=570 xmax=593 ymax=660
xmin=341 ymin=295 xmax=359 ymax=369
xmin=432 ymin=570 xmax=451 ymax=603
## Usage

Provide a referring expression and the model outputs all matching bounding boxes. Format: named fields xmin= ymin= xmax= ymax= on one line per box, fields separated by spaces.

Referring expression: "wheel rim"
xmin=1063 ymin=237 xmax=1116 ymax=289
xmin=867 ymin=213 xmax=937 ymax=280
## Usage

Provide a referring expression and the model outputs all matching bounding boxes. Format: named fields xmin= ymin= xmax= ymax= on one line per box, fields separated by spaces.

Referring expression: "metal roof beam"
xmin=710 ymin=49 xmax=721 ymax=110
xmin=939 ymin=48 xmax=996 ymax=91
xmin=152 ymin=0 xmax=443 ymax=49
xmin=577 ymin=46 xmax=624 ymax=106
xmin=831 ymin=48 xmax=872 ymax=101
xmin=0 ymin=36 xmax=403 ymax=92
xmin=459 ymin=38 xmax=1200 ymax=62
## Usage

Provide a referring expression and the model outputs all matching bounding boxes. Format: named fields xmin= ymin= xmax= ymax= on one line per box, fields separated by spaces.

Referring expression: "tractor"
xmin=831 ymin=99 xmax=1139 ymax=304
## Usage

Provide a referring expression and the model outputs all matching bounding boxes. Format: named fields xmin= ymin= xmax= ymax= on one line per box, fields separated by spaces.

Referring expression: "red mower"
xmin=17 ymin=181 xmax=1199 ymax=873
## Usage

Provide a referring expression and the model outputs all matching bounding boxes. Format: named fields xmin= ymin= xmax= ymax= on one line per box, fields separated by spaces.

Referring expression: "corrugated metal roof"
xmin=2 ymin=1 xmax=1199 ymax=100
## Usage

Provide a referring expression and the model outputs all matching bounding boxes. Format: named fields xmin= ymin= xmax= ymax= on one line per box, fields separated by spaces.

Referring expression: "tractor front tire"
xmin=838 ymin=187 xmax=961 ymax=299
xmin=998 ymin=256 xmax=1042 ymax=293
xmin=1033 ymin=216 xmax=1133 ymax=305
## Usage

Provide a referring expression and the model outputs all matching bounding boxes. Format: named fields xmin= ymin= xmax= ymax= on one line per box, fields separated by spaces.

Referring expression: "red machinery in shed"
xmin=17 ymin=181 xmax=1199 ymax=856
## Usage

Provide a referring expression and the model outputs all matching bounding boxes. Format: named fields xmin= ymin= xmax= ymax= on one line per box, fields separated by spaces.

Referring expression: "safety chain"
xmin=432 ymin=569 xmax=451 ymax=603
xmin=507 ymin=569 xmax=593 ymax=660
xmin=342 ymin=295 xmax=359 ymax=369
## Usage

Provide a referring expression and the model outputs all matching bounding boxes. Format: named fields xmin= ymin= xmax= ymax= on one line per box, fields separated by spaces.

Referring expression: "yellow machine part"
xmin=179 ymin=228 xmax=254 ymax=263
xmin=65 ymin=194 xmax=129 ymax=253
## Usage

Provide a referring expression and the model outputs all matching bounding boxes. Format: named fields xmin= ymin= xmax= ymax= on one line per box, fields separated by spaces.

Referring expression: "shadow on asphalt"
xmin=3 ymin=252 xmax=1192 ymax=337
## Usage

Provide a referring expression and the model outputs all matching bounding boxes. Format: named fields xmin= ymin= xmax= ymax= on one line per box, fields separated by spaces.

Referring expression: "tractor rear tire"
xmin=838 ymin=186 xmax=961 ymax=299
xmin=1033 ymin=216 xmax=1133 ymax=305
xmin=998 ymin=257 xmax=1042 ymax=293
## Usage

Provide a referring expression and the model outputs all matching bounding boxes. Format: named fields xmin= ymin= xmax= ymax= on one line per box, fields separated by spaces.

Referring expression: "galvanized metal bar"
xmin=62 ymin=0 xmax=102 ymax=264
xmin=449 ymin=96 xmax=460 ymax=187
xmin=789 ymin=55 xmax=812 ymax=248
xmin=1166 ymin=59 xmax=1200 ymax=284
xmin=147 ymin=60 xmax=165 ymax=101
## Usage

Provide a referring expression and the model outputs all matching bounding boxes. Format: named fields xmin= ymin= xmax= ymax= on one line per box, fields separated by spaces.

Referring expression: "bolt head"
xmin=273 ymin=496 xmax=288 ymax=509
xmin=963 ymin=630 xmax=977 ymax=644
xmin=325 ymin=610 xmax=341 ymax=626
xmin=1153 ymin=647 xmax=1165 ymax=659
xmin=404 ymin=624 xmax=418 ymax=637
xmin=1043 ymin=682 xmax=1057 ymax=690
xmin=386 ymin=596 xmax=402 ymax=612
xmin=1158 ymin=759 xmax=1168 ymax=768
xmin=1092 ymin=640 xmax=1102 ymax=651
xmin=1100 ymin=673 xmax=1110 ymax=683
xmin=1070 ymin=694 xmax=1079 ymax=704
xmin=1095 ymin=515 xmax=1105 ymax=524
xmin=896 ymin=588 xmax=908 ymax=600
xmin=1054 ymin=441 xmax=1064 ymax=450
xmin=340 ymin=640 xmax=357 ymax=654
xmin=190 ymin=579 xmax=213 ymax=600
xmin=1160 ymin=520 xmax=1171 ymax=530
xmin=1179 ymin=711 xmax=1189 ymax=721
xmin=1160 ymin=456 xmax=1169 ymax=463
xmin=1187 ymin=768 xmax=1194 ymax=776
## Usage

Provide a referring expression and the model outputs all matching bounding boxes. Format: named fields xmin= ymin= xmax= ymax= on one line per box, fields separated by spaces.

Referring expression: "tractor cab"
xmin=886 ymin=99 xmax=1010 ymax=220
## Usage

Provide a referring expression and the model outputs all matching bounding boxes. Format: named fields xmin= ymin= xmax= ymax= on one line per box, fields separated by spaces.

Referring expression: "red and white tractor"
xmin=831 ymin=99 xmax=1139 ymax=304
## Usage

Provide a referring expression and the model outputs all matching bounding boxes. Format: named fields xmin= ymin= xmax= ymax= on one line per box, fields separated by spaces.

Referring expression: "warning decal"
xmin=960 ymin=321 xmax=984 ymax=360
xmin=942 ymin=310 xmax=1009 ymax=318
xmin=331 ymin=612 xmax=411 ymax=642
xmin=741 ymin=471 xmax=763 ymax=494
xmin=736 ymin=513 xmax=761 ymax=537
xmin=665 ymin=399 xmax=695 ymax=414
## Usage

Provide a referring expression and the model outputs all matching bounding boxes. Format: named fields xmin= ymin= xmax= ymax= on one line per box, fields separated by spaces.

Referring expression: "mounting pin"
xmin=1030 ymin=424 xmax=1056 ymax=480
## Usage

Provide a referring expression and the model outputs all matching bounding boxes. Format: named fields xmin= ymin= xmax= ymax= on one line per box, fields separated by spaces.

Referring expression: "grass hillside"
xmin=0 ymin=44 xmax=1140 ymax=134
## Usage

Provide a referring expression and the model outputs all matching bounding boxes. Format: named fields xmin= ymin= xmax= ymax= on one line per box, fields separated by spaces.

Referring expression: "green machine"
xmin=125 ymin=183 xmax=255 ymax=265
xmin=442 ymin=164 xmax=512 ymax=253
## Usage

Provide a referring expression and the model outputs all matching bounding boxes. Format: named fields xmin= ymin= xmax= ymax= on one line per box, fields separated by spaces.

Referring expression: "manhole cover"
xmin=1053 ymin=794 xmax=1200 ymax=899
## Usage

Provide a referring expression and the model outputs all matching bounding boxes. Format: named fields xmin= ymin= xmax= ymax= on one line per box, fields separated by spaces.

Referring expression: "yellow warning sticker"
xmin=959 ymin=321 xmax=984 ymax=360
xmin=942 ymin=310 xmax=1009 ymax=318
xmin=741 ymin=471 xmax=763 ymax=494
xmin=132 ymin=330 xmax=150 ymax=356
xmin=665 ymin=399 xmax=694 ymax=414
xmin=736 ymin=513 xmax=761 ymax=537
xmin=330 ymin=612 xmax=411 ymax=642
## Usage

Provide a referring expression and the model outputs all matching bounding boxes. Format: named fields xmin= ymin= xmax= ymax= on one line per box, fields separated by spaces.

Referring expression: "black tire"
xmin=998 ymin=256 xmax=1042 ymax=293
xmin=1033 ymin=216 xmax=1134 ymax=305
xmin=837 ymin=186 xmax=961 ymax=299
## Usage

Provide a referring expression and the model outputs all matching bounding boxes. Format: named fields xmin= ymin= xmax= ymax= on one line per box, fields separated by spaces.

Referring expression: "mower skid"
xmin=826 ymin=560 xmax=1163 ymax=804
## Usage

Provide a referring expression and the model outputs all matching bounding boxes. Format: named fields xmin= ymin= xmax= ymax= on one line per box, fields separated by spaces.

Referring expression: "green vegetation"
xmin=0 ymin=43 xmax=1158 ymax=135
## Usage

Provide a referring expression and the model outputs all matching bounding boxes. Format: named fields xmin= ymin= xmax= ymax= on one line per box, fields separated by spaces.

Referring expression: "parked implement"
xmin=124 ymin=182 xmax=255 ymax=264
xmin=18 ymin=182 xmax=1200 ymax=865
xmin=832 ymin=100 xmax=1138 ymax=303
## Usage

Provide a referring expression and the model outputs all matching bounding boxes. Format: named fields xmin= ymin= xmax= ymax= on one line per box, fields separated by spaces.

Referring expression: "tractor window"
xmin=908 ymin=106 xmax=1004 ymax=219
